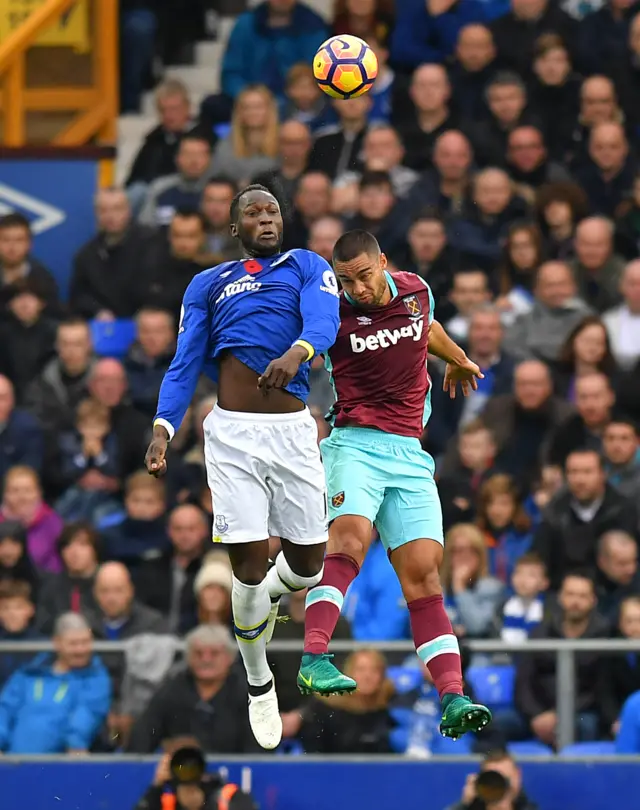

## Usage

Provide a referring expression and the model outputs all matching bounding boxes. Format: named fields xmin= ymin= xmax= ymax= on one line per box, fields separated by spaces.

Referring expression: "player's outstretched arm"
xmin=428 ymin=320 xmax=484 ymax=399
xmin=146 ymin=277 xmax=210 ymax=475
xmin=258 ymin=252 xmax=340 ymax=391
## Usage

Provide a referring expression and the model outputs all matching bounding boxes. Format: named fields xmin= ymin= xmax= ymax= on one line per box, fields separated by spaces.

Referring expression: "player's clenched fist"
xmin=145 ymin=429 xmax=169 ymax=477
xmin=258 ymin=344 xmax=309 ymax=392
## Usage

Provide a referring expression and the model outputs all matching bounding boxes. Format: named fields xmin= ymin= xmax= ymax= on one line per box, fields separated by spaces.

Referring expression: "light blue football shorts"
xmin=320 ymin=427 xmax=444 ymax=552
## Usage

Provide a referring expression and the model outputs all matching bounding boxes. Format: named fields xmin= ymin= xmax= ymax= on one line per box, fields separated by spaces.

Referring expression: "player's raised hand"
xmin=145 ymin=430 xmax=169 ymax=477
xmin=258 ymin=345 xmax=308 ymax=392
xmin=443 ymin=358 xmax=484 ymax=399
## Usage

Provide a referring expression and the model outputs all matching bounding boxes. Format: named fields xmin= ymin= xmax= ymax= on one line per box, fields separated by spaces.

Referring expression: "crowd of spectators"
xmin=3 ymin=0 xmax=640 ymax=768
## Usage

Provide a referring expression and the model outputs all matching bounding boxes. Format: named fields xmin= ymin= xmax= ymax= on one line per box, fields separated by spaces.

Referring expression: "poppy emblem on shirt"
xmin=244 ymin=259 xmax=262 ymax=274
xmin=331 ymin=492 xmax=345 ymax=508
xmin=403 ymin=294 xmax=421 ymax=317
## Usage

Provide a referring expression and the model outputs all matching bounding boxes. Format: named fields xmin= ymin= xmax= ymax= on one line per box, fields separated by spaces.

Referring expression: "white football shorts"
xmin=203 ymin=404 xmax=329 ymax=545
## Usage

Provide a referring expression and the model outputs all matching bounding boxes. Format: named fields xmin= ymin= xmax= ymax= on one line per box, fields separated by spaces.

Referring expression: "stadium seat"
xmin=387 ymin=666 xmax=423 ymax=694
xmin=466 ymin=665 xmax=515 ymax=712
xmin=90 ymin=319 xmax=137 ymax=358
xmin=213 ymin=123 xmax=231 ymax=139
xmin=389 ymin=707 xmax=415 ymax=728
xmin=559 ymin=742 xmax=617 ymax=757
xmin=507 ymin=741 xmax=553 ymax=756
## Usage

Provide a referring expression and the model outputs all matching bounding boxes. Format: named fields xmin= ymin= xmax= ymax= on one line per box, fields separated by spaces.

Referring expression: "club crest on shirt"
xmin=331 ymin=491 xmax=345 ymax=508
xmin=403 ymin=294 xmax=422 ymax=317
xmin=214 ymin=514 xmax=229 ymax=534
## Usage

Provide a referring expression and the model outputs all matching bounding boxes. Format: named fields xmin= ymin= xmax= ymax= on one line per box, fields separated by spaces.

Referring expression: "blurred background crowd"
xmin=2 ymin=0 xmax=640 ymax=779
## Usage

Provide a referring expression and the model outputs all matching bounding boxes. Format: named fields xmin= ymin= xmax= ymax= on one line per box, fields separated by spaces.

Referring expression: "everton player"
xmin=144 ymin=185 xmax=340 ymax=750
xmin=298 ymin=229 xmax=492 ymax=740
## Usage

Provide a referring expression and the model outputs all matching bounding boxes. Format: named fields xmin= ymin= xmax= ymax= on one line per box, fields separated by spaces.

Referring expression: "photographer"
xmin=445 ymin=750 xmax=539 ymax=810
xmin=134 ymin=737 xmax=256 ymax=810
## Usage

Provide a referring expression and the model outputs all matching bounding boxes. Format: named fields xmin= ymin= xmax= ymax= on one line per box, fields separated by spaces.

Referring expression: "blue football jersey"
xmin=154 ymin=248 xmax=340 ymax=438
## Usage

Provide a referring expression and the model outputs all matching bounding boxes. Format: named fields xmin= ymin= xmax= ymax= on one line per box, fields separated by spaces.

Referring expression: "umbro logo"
xmin=357 ymin=316 xmax=372 ymax=326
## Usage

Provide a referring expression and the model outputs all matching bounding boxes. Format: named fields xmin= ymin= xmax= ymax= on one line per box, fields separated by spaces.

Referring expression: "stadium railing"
xmin=1 ymin=638 xmax=638 ymax=750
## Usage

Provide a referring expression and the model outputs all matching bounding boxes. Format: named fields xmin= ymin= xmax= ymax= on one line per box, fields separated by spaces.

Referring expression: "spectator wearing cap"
xmin=0 ymin=376 xmax=44 ymax=483
xmin=534 ymin=449 xmax=638 ymax=589
xmin=393 ymin=64 xmax=457 ymax=172
xmin=0 ymin=214 xmax=59 ymax=319
xmin=127 ymin=624 xmax=256 ymax=754
xmin=576 ymin=123 xmax=635 ymax=217
xmin=390 ymin=0 xmax=486 ymax=76
xmin=36 ymin=522 xmax=100 ymax=635
xmin=0 ymin=466 xmax=62 ymax=574
xmin=24 ymin=317 xmax=95 ymax=435
xmin=572 ymin=216 xmax=626 ymax=312
xmin=603 ymin=260 xmax=640 ymax=370
xmin=135 ymin=504 xmax=209 ymax=635
xmin=507 ymin=261 xmax=592 ymax=363
xmin=141 ymin=210 xmax=214 ymax=324
xmin=0 ymin=281 xmax=56 ymax=404
xmin=0 ymin=612 xmax=111 ymax=754
xmin=596 ymin=530 xmax=640 ymax=622
xmin=529 ymin=34 xmax=582 ymax=164
xmin=124 ymin=309 xmax=176 ymax=420
xmin=70 ymin=188 xmax=155 ymax=320
xmin=489 ymin=0 xmax=577 ymax=81
xmin=467 ymin=72 xmax=541 ymax=169
xmin=139 ymin=134 xmax=214 ymax=229
xmin=405 ymin=130 xmax=474 ymax=220
xmin=449 ymin=25 xmax=499 ymax=122
xmin=193 ymin=551 xmax=233 ymax=629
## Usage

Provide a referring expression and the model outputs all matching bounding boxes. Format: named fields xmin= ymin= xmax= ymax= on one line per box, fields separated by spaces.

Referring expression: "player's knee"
xmin=330 ymin=530 xmax=368 ymax=566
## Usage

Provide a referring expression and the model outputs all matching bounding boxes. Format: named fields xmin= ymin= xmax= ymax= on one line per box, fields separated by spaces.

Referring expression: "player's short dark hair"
xmin=0 ymin=212 xmax=31 ymax=234
xmin=333 ymin=229 xmax=381 ymax=264
xmin=230 ymin=184 xmax=274 ymax=223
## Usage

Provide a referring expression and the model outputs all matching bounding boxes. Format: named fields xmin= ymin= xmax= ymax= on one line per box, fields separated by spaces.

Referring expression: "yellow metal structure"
xmin=0 ymin=0 xmax=118 ymax=182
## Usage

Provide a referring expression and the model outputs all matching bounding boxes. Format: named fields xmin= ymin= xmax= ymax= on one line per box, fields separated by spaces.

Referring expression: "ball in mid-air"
xmin=313 ymin=34 xmax=378 ymax=100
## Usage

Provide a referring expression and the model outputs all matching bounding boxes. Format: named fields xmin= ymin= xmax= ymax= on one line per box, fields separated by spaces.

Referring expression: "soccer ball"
xmin=313 ymin=34 xmax=378 ymax=100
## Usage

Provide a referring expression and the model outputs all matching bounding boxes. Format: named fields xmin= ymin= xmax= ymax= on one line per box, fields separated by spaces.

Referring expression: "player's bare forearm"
xmin=428 ymin=320 xmax=468 ymax=366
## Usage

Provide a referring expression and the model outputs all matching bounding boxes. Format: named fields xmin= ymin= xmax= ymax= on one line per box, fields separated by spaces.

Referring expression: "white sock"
xmin=232 ymin=576 xmax=273 ymax=687
xmin=266 ymin=552 xmax=324 ymax=601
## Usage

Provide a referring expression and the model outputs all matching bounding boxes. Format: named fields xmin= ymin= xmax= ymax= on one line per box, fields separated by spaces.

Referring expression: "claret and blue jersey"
xmin=154 ymin=248 xmax=341 ymax=438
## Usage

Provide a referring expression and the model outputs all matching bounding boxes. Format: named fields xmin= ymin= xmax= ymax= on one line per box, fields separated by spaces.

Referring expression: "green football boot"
xmin=439 ymin=694 xmax=492 ymax=740
xmin=297 ymin=653 xmax=357 ymax=696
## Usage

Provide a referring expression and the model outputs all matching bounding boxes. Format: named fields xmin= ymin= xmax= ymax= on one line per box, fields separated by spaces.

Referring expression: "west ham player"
xmin=297 ymin=230 xmax=492 ymax=739
xmin=144 ymin=185 xmax=340 ymax=750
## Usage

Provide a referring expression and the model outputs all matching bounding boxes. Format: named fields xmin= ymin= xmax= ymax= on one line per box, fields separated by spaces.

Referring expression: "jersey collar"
xmin=344 ymin=270 xmax=397 ymax=307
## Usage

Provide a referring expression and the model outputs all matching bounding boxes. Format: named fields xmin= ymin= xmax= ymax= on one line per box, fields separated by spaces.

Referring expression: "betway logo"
xmin=350 ymin=319 xmax=423 ymax=352
xmin=215 ymin=276 xmax=262 ymax=303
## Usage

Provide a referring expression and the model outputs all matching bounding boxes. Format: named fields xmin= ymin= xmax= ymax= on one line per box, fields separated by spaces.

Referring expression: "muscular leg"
xmin=297 ymin=515 xmax=375 ymax=695
xmin=227 ymin=538 xmax=282 ymax=749
xmin=391 ymin=538 xmax=491 ymax=738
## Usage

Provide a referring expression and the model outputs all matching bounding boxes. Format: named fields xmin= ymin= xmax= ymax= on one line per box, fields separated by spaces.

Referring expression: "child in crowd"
xmin=282 ymin=64 xmax=335 ymax=132
xmin=476 ymin=474 xmax=533 ymax=585
xmin=55 ymin=399 xmax=121 ymax=523
xmin=0 ymin=580 xmax=41 ymax=686
xmin=440 ymin=420 xmax=497 ymax=528
xmin=100 ymin=471 xmax=169 ymax=569
xmin=500 ymin=553 xmax=548 ymax=643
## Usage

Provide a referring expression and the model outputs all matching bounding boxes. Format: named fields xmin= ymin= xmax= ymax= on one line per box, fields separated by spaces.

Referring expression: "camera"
xmin=468 ymin=770 xmax=510 ymax=810
xmin=167 ymin=747 xmax=257 ymax=810
xmin=169 ymin=747 xmax=208 ymax=786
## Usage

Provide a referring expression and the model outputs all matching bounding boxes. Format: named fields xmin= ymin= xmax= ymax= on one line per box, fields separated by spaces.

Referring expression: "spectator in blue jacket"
xmin=203 ymin=0 xmax=328 ymax=127
xmin=390 ymin=0 xmax=487 ymax=74
xmin=0 ymin=375 xmax=44 ymax=481
xmin=0 ymin=612 xmax=111 ymax=753
xmin=124 ymin=308 xmax=176 ymax=420
xmin=342 ymin=534 xmax=410 ymax=640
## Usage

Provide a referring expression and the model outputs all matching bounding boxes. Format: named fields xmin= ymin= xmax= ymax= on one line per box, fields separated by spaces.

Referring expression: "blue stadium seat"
xmin=507 ymin=741 xmax=553 ymax=756
xmin=466 ymin=665 xmax=515 ymax=712
xmin=213 ymin=123 xmax=231 ymax=139
xmin=390 ymin=707 xmax=415 ymax=729
xmin=559 ymin=742 xmax=617 ymax=757
xmin=387 ymin=666 xmax=423 ymax=694
xmin=90 ymin=319 xmax=137 ymax=358
xmin=278 ymin=739 xmax=304 ymax=755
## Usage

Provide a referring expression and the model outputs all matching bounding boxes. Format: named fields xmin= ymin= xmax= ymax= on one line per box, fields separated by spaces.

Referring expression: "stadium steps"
xmin=116 ymin=0 xmax=332 ymax=184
